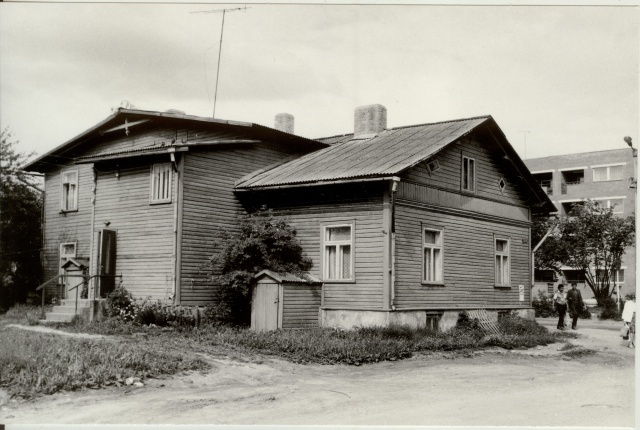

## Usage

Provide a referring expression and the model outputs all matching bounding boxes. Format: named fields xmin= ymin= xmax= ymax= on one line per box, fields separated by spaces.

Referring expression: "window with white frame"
xmin=422 ymin=228 xmax=443 ymax=283
xmin=60 ymin=170 xmax=78 ymax=211
xmin=495 ymin=237 xmax=510 ymax=286
xmin=59 ymin=242 xmax=77 ymax=278
xmin=323 ymin=224 xmax=353 ymax=281
xmin=593 ymin=164 xmax=624 ymax=182
xmin=595 ymin=198 xmax=625 ymax=214
xmin=150 ymin=163 xmax=172 ymax=203
xmin=596 ymin=269 xmax=625 ymax=284
xmin=462 ymin=156 xmax=476 ymax=193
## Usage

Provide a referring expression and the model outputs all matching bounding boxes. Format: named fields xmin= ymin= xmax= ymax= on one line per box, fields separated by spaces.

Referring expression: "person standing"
xmin=566 ymin=282 xmax=584 ymax=330
xmin=622 ymin=297 xmax=635 ymax=348
xmin=553 ymin=284 xmax=568 ymax=330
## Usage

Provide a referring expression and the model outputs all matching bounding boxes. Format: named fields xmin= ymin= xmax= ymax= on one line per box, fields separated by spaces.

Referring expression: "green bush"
xmin=105 ymin=285 xmax=136 ymax=322
xmin=598 ymin=297 xmax=622 ymax=320
xmin=209 ymin=207 xmax=312 ymax=326
xmin=532 ymin=290 xmax=556 ymax=318
xmin=135 ymin=300 xmax=197 ymax=328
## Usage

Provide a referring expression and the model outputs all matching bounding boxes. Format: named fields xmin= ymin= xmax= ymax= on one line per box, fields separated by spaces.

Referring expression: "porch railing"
xmin=36 ymin=274 xmax=123 ymax=319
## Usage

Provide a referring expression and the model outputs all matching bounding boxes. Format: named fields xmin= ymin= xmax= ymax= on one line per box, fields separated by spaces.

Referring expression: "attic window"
xmin=498 ymin=178 xmax=506 ymax=193
xmin=150 ymin=163 xmax=172 ymax=204
xmin=426 ymin=159 xmax=440 ymax=173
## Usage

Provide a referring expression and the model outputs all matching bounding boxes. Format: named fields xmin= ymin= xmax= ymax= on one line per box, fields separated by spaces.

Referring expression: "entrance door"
xmin=98 ymin=229 xmax=117 ymax=298
xmin=251 ymin=283 xmax=280 ymax=331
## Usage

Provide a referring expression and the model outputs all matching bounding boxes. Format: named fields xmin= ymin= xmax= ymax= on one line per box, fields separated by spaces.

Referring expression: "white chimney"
xmin=275 ymin=113 xmax=294 ymax=134
xmin=354 ymin=104 xmax=387 ymax=138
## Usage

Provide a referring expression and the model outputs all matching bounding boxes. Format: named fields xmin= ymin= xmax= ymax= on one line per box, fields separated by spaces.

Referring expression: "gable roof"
xmin=235 ymin=115 xmax=555 ymax=212
xmin=236 ymin=115 xmax=487 ymax=188
xmin=22 ymin=108 xmax=327 ymax=172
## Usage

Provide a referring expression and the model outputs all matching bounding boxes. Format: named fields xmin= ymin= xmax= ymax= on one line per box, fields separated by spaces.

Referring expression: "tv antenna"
xmin=518 ymin=130 xmax=530 ymax=159
xmin=191 ymin=6 xmax=250 ymax=118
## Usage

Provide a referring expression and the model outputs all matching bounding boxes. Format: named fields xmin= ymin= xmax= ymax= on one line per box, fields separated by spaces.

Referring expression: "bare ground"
xmin=0 ymin=319 xmax=634 ymax=427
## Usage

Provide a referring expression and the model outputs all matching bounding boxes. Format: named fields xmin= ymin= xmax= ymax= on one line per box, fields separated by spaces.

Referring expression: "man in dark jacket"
xmin=566 ymin=282 xmax=584 ymax=330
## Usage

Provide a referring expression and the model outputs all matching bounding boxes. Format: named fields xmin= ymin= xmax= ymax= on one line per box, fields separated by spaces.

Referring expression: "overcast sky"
xmin=1 ymin=3 xmax=638 ymax=162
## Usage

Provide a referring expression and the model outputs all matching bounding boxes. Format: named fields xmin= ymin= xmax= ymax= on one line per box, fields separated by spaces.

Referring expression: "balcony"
xmin=560 ymin=169 xmax=585 ymax=195
xmin=532 ymin=172 xmax=553 ymax=196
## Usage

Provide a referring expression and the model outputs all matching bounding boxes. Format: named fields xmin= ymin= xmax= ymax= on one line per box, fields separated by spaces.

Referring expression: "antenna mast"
xmin=191 ymin=6 xmax=249 ymax=118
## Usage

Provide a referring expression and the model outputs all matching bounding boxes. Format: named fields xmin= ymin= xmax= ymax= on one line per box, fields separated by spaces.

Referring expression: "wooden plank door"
xmin=251 ymin=282 xmax=280 ymax=331
xmin=98 ymin=229 xmax=117 ymax=298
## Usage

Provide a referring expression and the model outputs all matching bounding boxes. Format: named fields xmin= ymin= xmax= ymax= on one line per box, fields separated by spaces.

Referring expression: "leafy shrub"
xmin=532 ymin=290 xmax=556 ymax=318
xmin=135 ymin=299 xmax=197 ymax=328
xmin=209 ymin=207 xmax=312 ymax=326
xmin=105 ymin=285 xmax=136 ymax=322
xmin=598 ymin=297 xmax=622 ymax=320
xmin=624 ymin=292 xmax=636 ymax=301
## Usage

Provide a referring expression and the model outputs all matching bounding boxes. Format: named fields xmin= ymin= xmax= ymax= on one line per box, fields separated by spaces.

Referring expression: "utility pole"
xmin=191 ymin=6 xmax=249 ymax=118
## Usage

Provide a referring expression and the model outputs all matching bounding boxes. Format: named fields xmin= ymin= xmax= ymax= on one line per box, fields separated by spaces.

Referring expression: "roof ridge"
xmin=314 ymin=115 xmax=492 ymax=140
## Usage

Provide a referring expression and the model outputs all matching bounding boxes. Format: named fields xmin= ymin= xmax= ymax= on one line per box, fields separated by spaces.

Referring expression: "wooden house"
xmin=25 ymin=105 xmax=554 ymax=329
xmin=23 ymin=109 xmax=326 ymax=319
xmin=235 ymin=104 xmax=555 ymax=330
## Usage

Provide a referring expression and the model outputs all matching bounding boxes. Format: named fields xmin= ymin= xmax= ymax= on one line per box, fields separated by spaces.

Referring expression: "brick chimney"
xmin=274 ymin=113 xmax=294 ymax=134
xmin=354 ymin=104 xmax=387 ymax=138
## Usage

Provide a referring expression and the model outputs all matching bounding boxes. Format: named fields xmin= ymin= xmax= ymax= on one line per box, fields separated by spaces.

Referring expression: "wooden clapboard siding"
xmin=397 ymin=182 xmax=529 ymax=222
xmin=394 ymin=202 xmax=531 ymax=309
xmin=93 ymin=162 xmax=175 ymax=300
xmin=179 ymin=144 xmax=305 ymax=305
xmin=82 ymin=126 xmax=246 ymax=158
xmin=402 ymin=137 xmax=529 ymax=207
xmin=269 ymin=200 xmax=385 ymax=309
xmin=42 ymin=162 xmax=94 ymax=298
xmin=282 ymin=284 xmax=321 ymax=328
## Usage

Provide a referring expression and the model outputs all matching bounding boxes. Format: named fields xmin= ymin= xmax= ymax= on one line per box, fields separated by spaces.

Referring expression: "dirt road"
xmin=1 ymin=319 xmax=635 ymax=427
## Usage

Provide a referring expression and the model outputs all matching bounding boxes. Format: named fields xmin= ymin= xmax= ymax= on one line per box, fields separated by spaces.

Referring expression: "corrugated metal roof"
xmin=254 ymin=270 xmax=322 ymax=284
xmin=236 ymin=116 xmax=490 ymax=188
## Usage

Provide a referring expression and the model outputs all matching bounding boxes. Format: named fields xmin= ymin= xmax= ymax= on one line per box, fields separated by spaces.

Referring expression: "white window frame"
xmin=422 ymin=227 xmax=444 ymax=285
xmin=494 ymin=236 xmax=511 ymax=287
xmin=594 ymin=197 xmax=625 ymax=214
xmin=59 ymin=242 xmax=77 ymax=278
xmin=592 ymin=164 xmax=624 ymax=182
xmin=321 ymin=222 xmax=355 ymax=282
xmin=596 ymin=268 xmax=625 ymax=284
xmin=462 ymin=155 xmax=476 ymax=193
xmin=60 ymin=169 xmax=79 ymax=212
xmin=150 ymin=163 xmax=172 ymax=204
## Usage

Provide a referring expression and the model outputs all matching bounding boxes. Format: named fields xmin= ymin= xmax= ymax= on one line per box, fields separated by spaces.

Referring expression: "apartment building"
xmin=524 ymin=148 xmax=636 ymax=300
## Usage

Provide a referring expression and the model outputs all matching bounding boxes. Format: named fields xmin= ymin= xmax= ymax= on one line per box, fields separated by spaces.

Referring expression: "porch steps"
xmin=40 ymin=299 xmax=91 ymax=324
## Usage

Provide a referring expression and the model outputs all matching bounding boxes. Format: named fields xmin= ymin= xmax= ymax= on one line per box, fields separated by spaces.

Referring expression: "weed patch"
xmin=0 ymin=328 xmax=208 ymax=399
xmin=562 ymin=347 xmax=597 ymax=358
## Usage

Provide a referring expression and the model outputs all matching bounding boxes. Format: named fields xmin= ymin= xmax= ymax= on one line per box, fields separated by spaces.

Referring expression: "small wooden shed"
xmin=251 ymin=270 xmax=323 ymax=331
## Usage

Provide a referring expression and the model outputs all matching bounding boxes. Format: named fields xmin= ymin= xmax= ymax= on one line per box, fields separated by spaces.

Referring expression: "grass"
xmin=0 ymin=307 xmax=579 ymax=398
xmin=58 ymin=313 xmax=576 ymax=365
xmin=1 ymin=304 xmax=49 ymax=325
xmin=0 ymin=327 xmax=209 ymax=399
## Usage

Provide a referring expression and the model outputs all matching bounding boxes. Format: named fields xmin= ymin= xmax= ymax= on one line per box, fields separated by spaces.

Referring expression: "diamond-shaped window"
xmin=498 ymin=178 xmax=506 ymax=192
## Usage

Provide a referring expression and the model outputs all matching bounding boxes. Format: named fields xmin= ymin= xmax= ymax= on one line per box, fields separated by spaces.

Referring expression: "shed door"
xmin=98 ymin=229 xmax=117 ymax=298
xmin=252 ymin=283 xmax=280 ymax=331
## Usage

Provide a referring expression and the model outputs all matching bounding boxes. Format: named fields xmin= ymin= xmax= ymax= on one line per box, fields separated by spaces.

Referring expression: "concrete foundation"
xmin=89 ymin=299 xmax=108 ymax=322
xmin=514 ymin=308 xmax=535 ymax=321
xmin=321 ymin=309 xmax=426 ymax=329
xmin=321 ymin=308 xmax=537 ymax=331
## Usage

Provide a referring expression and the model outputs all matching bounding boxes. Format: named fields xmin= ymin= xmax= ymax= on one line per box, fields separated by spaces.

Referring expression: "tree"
xmin=0 ymin=128 xmax=43 ymax=310
xmin=208 ymin=207 xmax=312 ymax=325
xmin=534 ymin=200 xmax=635 ymax=306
